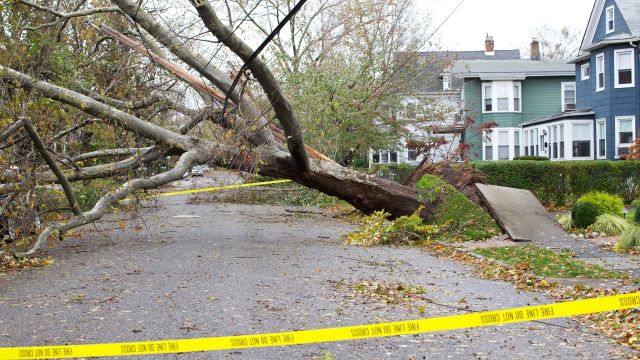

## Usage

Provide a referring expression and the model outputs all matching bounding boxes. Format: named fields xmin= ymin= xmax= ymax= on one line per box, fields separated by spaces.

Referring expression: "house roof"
xmin=401 ymin=49 xmax=522 ymax=93
xmin=576 ymin=0 xmax=640 ymax=60
xmin=520 ymin=109 xmax=595 ymax=127
xmin=451 ymin=60 xmax=575 ymax=80
xmin=416 ymin=49 xmax=522 ymax=62
xmin=617 ymin=0 xmax=640 ymax=35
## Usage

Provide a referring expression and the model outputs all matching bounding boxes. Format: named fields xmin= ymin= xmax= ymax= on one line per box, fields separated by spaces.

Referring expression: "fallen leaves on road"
xmin=421 ymin=240 xmax=640 ymax=352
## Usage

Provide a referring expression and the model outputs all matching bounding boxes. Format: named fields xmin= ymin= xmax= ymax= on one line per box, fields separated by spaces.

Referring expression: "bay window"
xmin=559 ymin=125 xmax=565 ymax=158
xmin=572 ymin=123 xmax=592 ymax=158
xmin=552 ymin=126 xmax=558 ymax=159
xmin=596 ymin=53 xmax=605 ymax=91
xmin=484 ymin=132 xmax=493 ymax=160
xmin=529 ymin=130 xmax=535 ymax=156
xmin=484 ymin=85 xmax=492 ymax=112
xmin=614 ymin=49 xmax=635 ymax=88
xmin=514 ymin=131 xmax=520 ymax=157
xmin=616 ymin=116 xmax=636 ymax=157
xmin=498 ymin=131 xmax=509 ymax=160
xmin=482 ymin=81 xmax=521 ymax=113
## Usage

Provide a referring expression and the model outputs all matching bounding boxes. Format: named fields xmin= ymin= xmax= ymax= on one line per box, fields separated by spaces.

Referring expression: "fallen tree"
xmin=0 ymin=0 xmax=460 ymax=256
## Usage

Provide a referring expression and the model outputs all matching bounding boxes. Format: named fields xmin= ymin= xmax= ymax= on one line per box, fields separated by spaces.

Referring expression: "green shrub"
xmin=631 ymin=199 xmax=640 ymax=208
xmin=555 ymin=214 xmax=572 ymax=231
xmin=572 ymin=202 xmax=599 ymax=228
xmin=576 ymin=192 xmax=624 ymax=216
xmin=616 ymin=225 xmax=640 ymax=250
xmin=473 ymin=160 xmax=640 ymax=205
xmin=513 ymin=156 xmax=550 ymax=161
xmin=635 ymin=207 xmax=640 ymax=223
xmin=416 ymin=175 xmax=500 ymax=241
xmin=591 ymin=214 xmax=632 ymax=236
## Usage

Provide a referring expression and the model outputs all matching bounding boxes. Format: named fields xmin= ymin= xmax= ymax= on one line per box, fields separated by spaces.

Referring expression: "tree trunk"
xmin=260 ymin=151 xmax=438 ymax=219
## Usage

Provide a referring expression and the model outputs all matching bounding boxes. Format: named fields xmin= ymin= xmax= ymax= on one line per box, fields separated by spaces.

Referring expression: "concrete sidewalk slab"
xmin=476 ymin=184 xmax=574 ymax=243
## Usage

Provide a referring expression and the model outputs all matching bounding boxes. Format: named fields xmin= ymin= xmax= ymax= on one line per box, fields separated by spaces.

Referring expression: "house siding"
xmin=575 ymin=44 xmax=640 ymax=159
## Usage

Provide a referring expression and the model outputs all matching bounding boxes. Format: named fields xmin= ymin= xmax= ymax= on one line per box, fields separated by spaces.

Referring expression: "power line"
xmin=222 ymin=0 xmax=309 ymax=115
xmin=359 ymin=0 xmax=467 ymax=105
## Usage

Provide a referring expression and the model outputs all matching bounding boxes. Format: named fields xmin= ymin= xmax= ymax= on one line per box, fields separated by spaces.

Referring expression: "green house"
xmin=452 ymin=45 xmax=576 ymax=161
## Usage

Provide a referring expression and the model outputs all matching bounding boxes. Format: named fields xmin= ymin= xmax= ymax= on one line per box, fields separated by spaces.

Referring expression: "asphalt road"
xmin=0 ymin=196 xmax=631 ymax=359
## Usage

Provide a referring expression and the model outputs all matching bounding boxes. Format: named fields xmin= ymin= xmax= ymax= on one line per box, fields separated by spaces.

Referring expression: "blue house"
xmin=523 ymin=0 xmax=639 ymax=161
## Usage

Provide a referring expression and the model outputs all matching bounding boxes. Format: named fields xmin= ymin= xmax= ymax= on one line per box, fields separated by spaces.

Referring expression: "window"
xmin=559 ymin=125 xmax=565 ymax=158
xmin=483 ymin=85 xmax=492 ymax=112
xmin=562 ymin=82 xmax=576 ymax=112
xmin=407 ymin=149 xmax=417 ymax=161
xmin=524 ymin=130 xmax=529 ymax=156
xmin=381 ymin=151 xmax=389 ymax=163
xmin=572 ymin=123 xmax=591 ymax=158
xmin=389 ymin=151 xmax=398 ymax=163
xmin=614 ymin=49 xmax=635 ymax=88
xmin=606 ymin=6 xmax=615 ymax=34
xmin=443 ymin=74 xmax=452 ymax=91
xmin=597 ymin=119 xmax=606 ymax=158
xmin=484 ymin=132 xmax=493 ymax=160
xmin=552 ymin=126 xmax=558 ymax=159
xmin=497 ymin=85 xmax=509 ymax=111
xmin=514 ymin=131 xmax=520 ymax=157
xmin=535 ymin=129 xmax=539 ymax=156
xmin=482 ymin=81 xmax=522 ymax=113
xmin=498 ymin=131 xmax=509 ymax=160
xmin=596 ymin=53 xmax=605 ymax=91
xmin=616 ymin=116 xmax=636 ymax=157
xmin=581 ymin=63 xmax=590 ymax=80
xmin=372 ymin=151 xmax=380 ymax=163
xmin=529 ymin=130 xmax=535 ymax=156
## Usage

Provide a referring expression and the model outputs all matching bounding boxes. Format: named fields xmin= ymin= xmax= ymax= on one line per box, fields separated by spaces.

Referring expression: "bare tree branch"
xmin=0 ymin=65 xmax=193 ymax=150
xmin=12 ymin=150 xmax=200 ymax=257
xmin=193 ymin=0 xmax=311 ymax=173
xmin=18 ymin=0 xmax=121 ymax=31
xmin=20 ymin=118 xmax=83 ymax=216
xmin=72 ymin=147 xmax=153 ymax=162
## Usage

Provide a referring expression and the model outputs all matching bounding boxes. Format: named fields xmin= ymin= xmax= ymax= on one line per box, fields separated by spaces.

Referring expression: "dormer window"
xmin=606 ymin=6 xmax=615 ymax=34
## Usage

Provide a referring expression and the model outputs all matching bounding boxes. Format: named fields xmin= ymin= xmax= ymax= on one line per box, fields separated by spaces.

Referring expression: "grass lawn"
xmin=475 ymin=245 xmax=627 ymax=279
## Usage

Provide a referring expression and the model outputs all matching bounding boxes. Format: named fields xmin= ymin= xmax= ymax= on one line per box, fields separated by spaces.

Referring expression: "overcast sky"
xmin=417 ymin=0 xmax=595 ymax=51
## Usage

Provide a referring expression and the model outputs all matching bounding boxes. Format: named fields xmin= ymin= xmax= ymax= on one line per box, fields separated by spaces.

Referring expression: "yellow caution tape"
xmin=1 ymin=292 xmax=638 ymax=359
xmin=155 ymin=179 xmax=292 ymax=198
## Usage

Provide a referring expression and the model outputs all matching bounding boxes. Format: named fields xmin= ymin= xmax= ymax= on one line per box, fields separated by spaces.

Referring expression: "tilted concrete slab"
xmin=476 ymin=184 xmax=574 ymax=243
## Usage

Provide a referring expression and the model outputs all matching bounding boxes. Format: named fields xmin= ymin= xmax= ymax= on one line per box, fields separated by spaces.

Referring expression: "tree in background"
xmin=523 ymin=25 xmax=581 ymax=60
xmin=222 ymin=0 xmax=445 ymax=166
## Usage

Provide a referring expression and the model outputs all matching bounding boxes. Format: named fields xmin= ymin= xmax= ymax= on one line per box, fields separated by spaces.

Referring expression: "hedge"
xmin=473 ymin=160 xmax=640 ymax=205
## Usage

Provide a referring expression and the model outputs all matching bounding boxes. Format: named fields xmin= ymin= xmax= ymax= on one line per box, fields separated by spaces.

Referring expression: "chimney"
xmin=530 ymin=38 xmax=541 ymax=61
xmin=485 ymin=34 xmax=495 ymax=55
